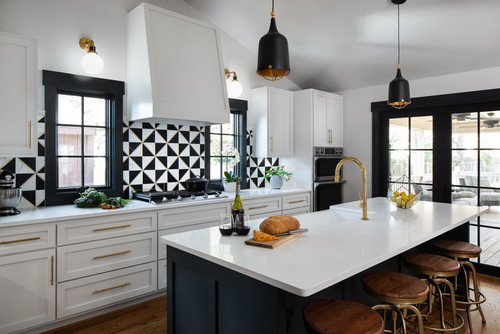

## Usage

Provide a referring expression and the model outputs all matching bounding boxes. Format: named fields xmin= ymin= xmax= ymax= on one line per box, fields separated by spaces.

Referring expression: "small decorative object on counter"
xmin=74 ymin=188 xmax=107 ymax=208
xmin=221 ymin=145 xmax=240 ymax=192
xmin=99 ymin=197 xmax=131 ymax=210
xmin=387 ymin=175 xmax=422 ymax=209
xmin=265 ymin=165 xmax=292 ymax=189
xmin=232 ymin=179 xmax=250 ymax=235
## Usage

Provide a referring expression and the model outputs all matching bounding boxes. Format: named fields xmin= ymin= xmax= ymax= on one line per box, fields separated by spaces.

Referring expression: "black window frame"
xmin=204 ymin=98 xmax=248 ymax=188
xmin=43 ymin=70 xmax=124 ymax=205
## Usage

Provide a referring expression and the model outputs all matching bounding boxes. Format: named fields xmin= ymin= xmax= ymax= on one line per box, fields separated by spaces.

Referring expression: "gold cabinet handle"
xmin=50 ymin=256 xmax=54 ymax=286
xmin=289 ymin=200 xmax=305 ymax=204
xmin=93 ymin=224 xmax=131 ymax=232
xmin=29 ymin=120 xmax=33 ymax=148
xmin=92 ymin=282 xmax=131 ymax=294
xmin=93 ymin=250 xmax=131 ymax=260
xmin=248 ymin=205 xmax=269 ymax=210
xmin=0 ymin=237 xmax=41 ymax=245
xmin=271 ymin=136 xmax=274 ymax=152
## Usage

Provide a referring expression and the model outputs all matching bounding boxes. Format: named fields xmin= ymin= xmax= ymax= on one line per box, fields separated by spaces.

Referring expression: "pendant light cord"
xmin=397 ymin=4 xmax=401 ymax=65
xmin=272 ymin=0 xmax=275 ymax=12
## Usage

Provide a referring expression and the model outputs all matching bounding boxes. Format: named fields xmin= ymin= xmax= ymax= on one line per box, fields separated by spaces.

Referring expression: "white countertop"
xmin=0 ymin=187 xmax=309 ymax=228
xmin=161 ymin=197 xmax=489 ymax=297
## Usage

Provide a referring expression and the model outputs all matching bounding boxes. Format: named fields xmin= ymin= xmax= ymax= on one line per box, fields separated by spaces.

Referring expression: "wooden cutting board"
xmin=245 ymin=233 xmax=302 ymax=249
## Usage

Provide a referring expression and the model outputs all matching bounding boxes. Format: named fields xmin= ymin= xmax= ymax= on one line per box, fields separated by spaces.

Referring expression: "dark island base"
xmin=167 ymin=224 xmax=469 ymax=334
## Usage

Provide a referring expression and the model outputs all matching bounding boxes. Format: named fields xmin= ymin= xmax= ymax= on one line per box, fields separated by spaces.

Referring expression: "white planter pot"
xmin=224 ymin=182 xmax=236 ymax=192
xmin=269 ymin=175 xmax=283 ymax=189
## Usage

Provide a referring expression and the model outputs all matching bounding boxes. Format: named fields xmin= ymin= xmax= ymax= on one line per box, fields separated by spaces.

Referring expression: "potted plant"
xmin=221 ymin=146 xmax=240 ymax=192
xmin=265 ymin=165 xmax=293 ymax=189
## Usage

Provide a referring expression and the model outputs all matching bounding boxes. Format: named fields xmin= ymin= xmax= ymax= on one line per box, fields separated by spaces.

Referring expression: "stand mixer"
xmin=0 ymin=170 xmax=22 ymax=215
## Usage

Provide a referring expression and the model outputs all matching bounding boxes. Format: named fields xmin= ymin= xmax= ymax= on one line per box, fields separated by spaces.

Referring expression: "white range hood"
xmin=127 ymin=3 xmax=230 ymax=126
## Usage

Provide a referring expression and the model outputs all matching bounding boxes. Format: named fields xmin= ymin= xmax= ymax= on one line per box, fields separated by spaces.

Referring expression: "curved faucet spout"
xmin=335 ymin=157 xmax=369 ymax=221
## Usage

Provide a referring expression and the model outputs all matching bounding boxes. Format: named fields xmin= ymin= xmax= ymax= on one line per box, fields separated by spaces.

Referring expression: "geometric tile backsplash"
xmin=0 ymin=116 xmax=278 ymax=210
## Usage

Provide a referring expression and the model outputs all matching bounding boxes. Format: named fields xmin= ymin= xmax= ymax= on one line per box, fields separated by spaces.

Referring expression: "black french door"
xmin=372 ymin=88 xmax=500 ymax=276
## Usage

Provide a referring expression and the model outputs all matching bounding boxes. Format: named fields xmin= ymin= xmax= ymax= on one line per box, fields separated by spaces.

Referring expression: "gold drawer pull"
xmin=29 ymin=120 xmax=33 ymax=148
xmin=93 ymin=250 xmax=131 ymax=260
xmin=0 ymin=237 xmax=41 ymax=245
xmin=248 ymin=205 xmax=269 ymax=210
xmin=289 ymin=200 xmax=305 ymax=204
xmin=93 ymin=224 xmax=131 ymax=232
xmin=50 ymin=256 xmax=54 ymax=286
xmin=92 ymin=282 xmax=131 ymax=294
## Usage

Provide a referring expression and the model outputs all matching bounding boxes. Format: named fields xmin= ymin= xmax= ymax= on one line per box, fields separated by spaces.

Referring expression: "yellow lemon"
xmin=390 ymin=195 xmax=397 ymax=202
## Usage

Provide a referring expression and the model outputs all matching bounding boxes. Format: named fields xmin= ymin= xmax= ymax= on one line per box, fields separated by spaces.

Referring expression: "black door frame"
xmin=372 ymin=88 xmax=500 ymax=277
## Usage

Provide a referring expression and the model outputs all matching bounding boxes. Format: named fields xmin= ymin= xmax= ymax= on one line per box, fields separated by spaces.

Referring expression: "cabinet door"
xmin=328 ymin=94 xmax=343 ymax=147
xmin=313 ymin=91 xmax=329 ymax=147
xmin=0 ymin=249 xmax=55 ymax=333
xmin=0 ymin=31 xmax=37 ymax=155
xmin=268 ymin=88 xmax=293 ymax=156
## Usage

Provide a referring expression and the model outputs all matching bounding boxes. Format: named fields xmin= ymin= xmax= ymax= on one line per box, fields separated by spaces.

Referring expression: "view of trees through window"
xmin=56 ymin=94 xmax=108 ymax=188
xmin=209 ymin=114 xmax=237 ymax=180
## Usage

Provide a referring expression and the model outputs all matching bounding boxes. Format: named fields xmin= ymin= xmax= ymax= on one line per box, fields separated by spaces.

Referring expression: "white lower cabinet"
xmin=158 ymin=259 xmax=167 ymax=290
xmin=57 ymin=232 xmax=157 ymax=282
xmin=282 ymin=207 xmax=310 ymax=216
xmin=57 ymin=262 xmax=157 ymax=318
xmin=244 ymin=196 xmax=281 ymax=218
xmin=0 ymin=249 xmax=55 ymax=333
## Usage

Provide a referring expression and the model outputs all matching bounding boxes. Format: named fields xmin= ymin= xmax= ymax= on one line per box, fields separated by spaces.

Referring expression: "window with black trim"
xmin=205 ymin=99 xmax=248 ymax=188
xmin=43 ymin=70 xmax=124 ymax=205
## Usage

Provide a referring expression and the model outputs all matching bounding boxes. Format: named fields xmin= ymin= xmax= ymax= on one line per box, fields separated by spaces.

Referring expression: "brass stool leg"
xmin=461 ymin=261 xmax=487 ymax=324
xmin=372 ymin=304 xmax=407 ymax=334
xmin=400 ymin=304 xmax=424 ymax=334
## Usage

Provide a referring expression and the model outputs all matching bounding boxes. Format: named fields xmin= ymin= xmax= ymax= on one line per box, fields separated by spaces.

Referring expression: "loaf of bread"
xmin=259 ymin=215 xmax=300 ymax=235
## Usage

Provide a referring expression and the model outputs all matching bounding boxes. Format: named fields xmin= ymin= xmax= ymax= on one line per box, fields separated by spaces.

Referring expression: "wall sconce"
xmin=224 ymin=69 xmax=243 ymax=98
xmin=79 ymin=37 xmax=104 ymax=75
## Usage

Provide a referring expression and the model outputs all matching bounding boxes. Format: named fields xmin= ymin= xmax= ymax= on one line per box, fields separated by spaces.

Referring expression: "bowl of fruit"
xmin=387 ymin=176 xmax=422 ymax=209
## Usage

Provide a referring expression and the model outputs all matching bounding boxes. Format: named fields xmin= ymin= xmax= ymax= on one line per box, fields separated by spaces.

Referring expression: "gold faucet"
xmin=335 ymin=157 xmax=369 ymax=221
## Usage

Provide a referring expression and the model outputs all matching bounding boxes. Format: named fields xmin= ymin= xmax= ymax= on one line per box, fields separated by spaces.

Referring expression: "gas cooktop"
xmin=133 ymin=189 xmax=226 ymax=205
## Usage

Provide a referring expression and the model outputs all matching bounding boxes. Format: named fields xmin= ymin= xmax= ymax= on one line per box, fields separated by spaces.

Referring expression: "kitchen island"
xmin=161 ymin=198 xmax=488 ymax=334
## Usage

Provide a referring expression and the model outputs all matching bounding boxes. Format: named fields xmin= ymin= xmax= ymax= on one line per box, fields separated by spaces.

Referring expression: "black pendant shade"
xmin=257 ymin=13 xmax=290 ymax=81
xmin=388 ymin=65 xmax=411 ymax=109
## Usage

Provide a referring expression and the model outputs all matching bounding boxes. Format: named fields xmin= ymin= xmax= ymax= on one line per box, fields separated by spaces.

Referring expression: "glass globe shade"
xmin=227 ymin=80 xmax=243 ymax=98
xmin=81 ymin=52 xmax=104 ymax=75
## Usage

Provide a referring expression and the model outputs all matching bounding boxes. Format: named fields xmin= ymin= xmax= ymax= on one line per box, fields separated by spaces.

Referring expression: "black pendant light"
xmin=257 ymin=0 xmax=290 ymax=81
xmin=388 ymin=0 xmax=411 ymax=109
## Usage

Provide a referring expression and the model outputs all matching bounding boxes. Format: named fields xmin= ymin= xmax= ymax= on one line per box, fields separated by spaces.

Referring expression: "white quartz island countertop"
xmin=161 ymin=197 xmax=489 ymax=297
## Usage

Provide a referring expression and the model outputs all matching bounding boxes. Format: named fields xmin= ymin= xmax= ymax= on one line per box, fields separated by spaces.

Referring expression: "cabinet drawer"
xmin=158 ymin=259 xmax=167 ymax=290
xmin=282 ymin=193 xmax=311 ymax=210
xmin=158 ymin=222 xmax=218 ymax=260
xmin=57 ymin=262 xmax=157 ymax=318
xmin=247 ymin=210 xmax=282 ymax=220
xmin=282 ymin=207 xmax=311 ymax=216
xmin=57 ymin=232 xmax=156 ymax=282
xmin=0 ymin=224 xmax=55 ymax=256
xmin=158 ymin=202 xmax=229 ymax=229
xmin=57 ymin=212 xmax=157 ymax=245
xmin=243 ymin=196 xmax=281 ymax=217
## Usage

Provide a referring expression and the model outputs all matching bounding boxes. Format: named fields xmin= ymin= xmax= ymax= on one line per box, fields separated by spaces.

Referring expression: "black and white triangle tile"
xmin=123 ymin=121 xmax=205 ymax=198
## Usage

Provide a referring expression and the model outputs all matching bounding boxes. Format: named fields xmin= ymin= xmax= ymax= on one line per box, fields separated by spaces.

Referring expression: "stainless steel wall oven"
xmin=313 ymin=146 xmax=344 ymax=211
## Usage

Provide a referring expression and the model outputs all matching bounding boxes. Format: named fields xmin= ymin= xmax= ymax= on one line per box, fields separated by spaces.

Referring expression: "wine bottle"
xmin=232 ymin=179 xmax=244 ymax=228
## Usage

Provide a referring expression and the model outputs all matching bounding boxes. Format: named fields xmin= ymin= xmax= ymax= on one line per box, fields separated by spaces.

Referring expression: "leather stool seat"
xmin=433 ymin=239 xmax=482 ymax=258
xmin=404 ymin=253 xmax=460 ymax=277
xmin=363 ymin=271 xmax=429 ymax=303
xmin=303 ymin=298 xmax=384 ymax=334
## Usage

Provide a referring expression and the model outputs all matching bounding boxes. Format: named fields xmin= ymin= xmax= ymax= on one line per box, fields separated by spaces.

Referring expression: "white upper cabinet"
xmin=311 ymin=90 xmax=343 ymax=147
xmin=127 ymin=3 xmax=229 ymax=125
xmin=0 ymin=31 xmax=37 ymax=156
xmin=251 ymin=87 xmax=294 ymax=157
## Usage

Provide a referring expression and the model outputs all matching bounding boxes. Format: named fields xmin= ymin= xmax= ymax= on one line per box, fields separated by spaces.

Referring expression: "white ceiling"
xmin=184 ymin=0 xmax=500 ymax=92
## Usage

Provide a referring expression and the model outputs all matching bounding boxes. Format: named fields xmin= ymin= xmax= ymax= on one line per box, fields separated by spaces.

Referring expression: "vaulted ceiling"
xmin=184 ymin=0 xmax=500 ymax=92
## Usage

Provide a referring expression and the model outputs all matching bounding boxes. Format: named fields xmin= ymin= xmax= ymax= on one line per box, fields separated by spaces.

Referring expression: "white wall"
xmin=340 ymin=66 xmax=500 ymax=202
xmin=0 ymin=0 xmax=300 ymax=121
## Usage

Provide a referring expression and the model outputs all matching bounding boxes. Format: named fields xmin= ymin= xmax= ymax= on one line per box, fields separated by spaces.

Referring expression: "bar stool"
xmin=303 ymin=298 xmax=384 ymax=334
xmin=433 ymin=240 xmax=486 ymax=333
xmin=362 ymin=271 xmax=429 ymax=334
xmin=403 ymin=253 xmax=464 ymax=333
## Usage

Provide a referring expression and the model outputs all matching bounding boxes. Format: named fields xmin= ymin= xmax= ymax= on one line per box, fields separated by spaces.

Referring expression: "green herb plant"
xmin=74 ymin=188 xmax=107 ymax=208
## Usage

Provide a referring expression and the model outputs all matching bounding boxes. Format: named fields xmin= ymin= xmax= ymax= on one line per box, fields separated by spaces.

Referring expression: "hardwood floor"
xmin=43 ymin=274 xmax=500 ymax=334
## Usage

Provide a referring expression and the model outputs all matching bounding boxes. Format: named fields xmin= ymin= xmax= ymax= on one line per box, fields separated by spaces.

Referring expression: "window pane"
xmin=410 ymin=116 xmax=432 ymax=149
xmin=480 ymin=150 xmax=500 ymax=188
xmin=58 ymin=157 xmax=81 ymax=187
xmin=451 ymin=186 xmax=477 ymax=205
xmin=452 ymin=113 xmax=478 ymax=149
xmin=210 ymin=157 xmax=221 ymax=179
xmin=389 ymin=150 xmax=408 ymax=181
xmin=452 ymin=150 xmax=478 ymax=187
xmin=411 ymin=150 xmax=432 ymax=184
xmin=389 ymin=118 xmax=409 ymax=149
xmin=84 ymin=127 xmax=106 ymax=156
xmin=211 ymin=124 xmax=221 ymax=134
xmin=480 ymin=111 xmax=500 ymax=148
xmin=84 ymin=97 xmax=106 ymax=126
xmin=222 ymin=117 xmax=233 ymax=134
xmin=210 ymin=134 xmax=221 ymax=156
xmin=58 ymin=126 xmax=81 ymax=155
xmin=222 ymin=135 xmax=234 ymax=150
xmin=84 ymin=157 xmax=106 ymax=186
xmin=58 ymin=94 xmax=82 ymax=125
